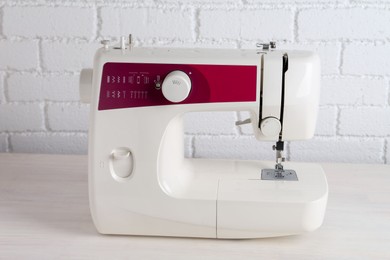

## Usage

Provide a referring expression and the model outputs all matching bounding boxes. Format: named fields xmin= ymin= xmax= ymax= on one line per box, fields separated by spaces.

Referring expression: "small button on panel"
xmin=109 ymin=147 xmax=134 ymax=180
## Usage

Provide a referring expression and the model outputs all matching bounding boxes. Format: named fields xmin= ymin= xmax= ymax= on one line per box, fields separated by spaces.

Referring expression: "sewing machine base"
xmin=91 ymin=159 xmax=328 ymax=239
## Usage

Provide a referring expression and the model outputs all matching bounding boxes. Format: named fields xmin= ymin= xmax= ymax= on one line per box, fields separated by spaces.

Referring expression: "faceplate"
xmin=98 ymin=63 xmax=257 ymax=110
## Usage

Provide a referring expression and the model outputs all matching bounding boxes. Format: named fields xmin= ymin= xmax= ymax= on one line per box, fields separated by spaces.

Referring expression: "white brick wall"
xmin=47 ymin=103 xmax=89 ymax=131
xmin=0 ymin=0 xmax=389 ymax=164
xmin=3 ymin=6 xmax=95 ymax=38
xmin=0 ymin=104 xmax=44 ymax=131
xmin=298 ymin=8 xmax=390 ymax=40
xmin=194 ymin=136 xmax=275 ymax=161
xmin=343 ymin=43 xmax=390 ymax=75
xmin=41 ymin=42 xmax=100 ymax=71
xmin=7 ymin=73 xmax=79 ymax=101
xmin=101 ymin=8 xmax=193 ymax=40
xmin=321 ymin=77 xmax=388 ymax=106
xmin=11 ymin=133 xmax=88 ymax=154
xmin=290 ymin=138 xmax=384 ymax=164
xmin=184 ymin=112 xmax=238 ymax=135
xmin=199 ymin=10 xmax=294 ymax=40
xmin=339 ymin=107 xmax=390 ymax=136
xmin=0 ymin=41 xmax=38 ymax=70
xmin=316 ymin=107 xmax=337 ymax=136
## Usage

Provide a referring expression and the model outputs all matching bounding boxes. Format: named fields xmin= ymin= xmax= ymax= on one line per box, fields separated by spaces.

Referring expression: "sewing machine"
xmin=79 ymin=36 xmax=328 ymax=239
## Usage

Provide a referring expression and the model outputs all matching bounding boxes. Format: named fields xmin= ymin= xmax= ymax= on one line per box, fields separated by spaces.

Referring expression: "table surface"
xmin=0 ymin=153 xmax=389 ymax=260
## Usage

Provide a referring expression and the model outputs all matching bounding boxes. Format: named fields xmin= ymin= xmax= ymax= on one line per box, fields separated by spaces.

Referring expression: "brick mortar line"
xmin=6 ymin=99 xmax=83 ymax=103
xmin=43 ymin=101 xmax=50 ymax=131
xmin=314 ymin=134 xmax=338 ymax=138
xmin=151 ymin=38 xmax=241 ymax=46
xmin=96 ymin=6 xmax=103 ymax=39
xmin=101 ymin=3 xmax=390 ymax=9
xmin=335 ymin=105 xmax=342 ymax=136
xmin=2 ymin=69 xmax=81 ymax=76
xmin=37 ymin=39 xmax=43 ymax=72
xmin=336 ymin=134 xmax=390 ymax=138
xmin=3 ymin=70 xmax=79 ymax=76
xmin=321 ymin=74 xmax=388 ymax=80
xmin=336 ymin=104 xmax=390 ymax=109
xmin=190 ymin=135 xmax=196 ymax=158
xmin=2 ymin=37 xmax=95 ymax=43
xmin=319 ymin=103 xmax=390 ymax=108
xmin=0 ymin=6 xmax=4 ymax=38
xmin=193 ymin=8 xmax=200 ymax=42
xmin=153 ymin=2 xmax=245 ymax=10
xmin=1 ymin=1 xmax=150 ymax=8
xmin=1 ymin=101 xmax=49 ymax=105
xmin=5 ymin=131 xmax=88 ymax=136
xmin=6 ymin=133 xmax=11 ymax=152
xmin=3 ymin=3 xmax=390 ymax=15
xmin=3 ymin=2 xmax=390 ymax=9
xmin=92 ymin=4 xmax=98 ymax=41
xmin=184 ymin=133 xmax=242 ymax=137
xmin=293 ymin=7 xmax=299 ymax=43
xmin=310 ymin=136 xmax=389 ymax=141
xmin=2 ymin=1 xmax=98 ymax=7
xmin=0 ymin=72 xmax=5 ymax=103
xmin=188 ymin=134 xmax=389 ymax=141
xmin=318 ymin=104 xmax=338 ymax=108
xmin=2 ymin=38 xmax=390 ymax=45
xmin=34 ymin=69 xmax=88 ymax=74
xmin=237 ymin=132 xmax=390 ymax=138
xmin=283 ymin=4 xmax=390 ymax=10
xmin=288 ymin=39 xmax=390 ymax=44
xmin=338 ymin=42 xmax=345 ymax=74
xmin=387 ymin=79 xmax=390 ymax=106
xmin=238 ymin=133 xmax=257 ymax=136
xmin=0 ymin=132 xmax=9 ymax=152
xmin=324 ymin=73 xmax=390 ymax=78
xmin=3 ymin=72 xmax=10 ymax=103
xmin=2 ymin=101 xmax=89 ymax=106
xmin=381 ymin=138 xmax=387 ymax=163
xmin=46 ymin=101 xmax=89 ymax=106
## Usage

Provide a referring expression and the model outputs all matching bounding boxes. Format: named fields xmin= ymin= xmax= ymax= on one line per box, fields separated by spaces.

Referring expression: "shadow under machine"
xmin=79 ymin=36 xmax=328 ymax=239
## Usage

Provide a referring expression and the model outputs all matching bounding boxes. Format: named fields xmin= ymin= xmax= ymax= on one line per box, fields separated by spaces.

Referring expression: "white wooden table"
xmin=0 ymin=153 xmax=389 ymax=259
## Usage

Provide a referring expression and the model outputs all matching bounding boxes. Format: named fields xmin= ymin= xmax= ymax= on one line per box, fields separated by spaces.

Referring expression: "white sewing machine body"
xmin=80 ymin=43 xmax=328 ymax=239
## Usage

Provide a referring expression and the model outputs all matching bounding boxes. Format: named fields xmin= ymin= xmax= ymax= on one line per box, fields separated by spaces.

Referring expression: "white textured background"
xmin=0 ymin=0 xmax=389 ymax=164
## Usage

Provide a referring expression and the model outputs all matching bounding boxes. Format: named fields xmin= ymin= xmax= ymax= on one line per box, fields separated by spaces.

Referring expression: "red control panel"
xmin=98 ymin=62 xmax=257 ymax=110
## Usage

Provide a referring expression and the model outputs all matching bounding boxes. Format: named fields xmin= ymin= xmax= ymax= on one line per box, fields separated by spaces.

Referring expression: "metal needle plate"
xmin=261 ymin=169 xmax=298 ymax=181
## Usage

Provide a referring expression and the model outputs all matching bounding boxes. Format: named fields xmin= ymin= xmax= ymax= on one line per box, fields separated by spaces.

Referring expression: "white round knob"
xmin=162 ymin=70 xmax=191 ymax=103
xmin=260 ymin=117 xmax=282 ymax=137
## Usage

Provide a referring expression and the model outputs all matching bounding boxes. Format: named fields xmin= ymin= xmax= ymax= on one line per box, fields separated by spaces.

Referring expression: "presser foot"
xmin=261 ymin=141 xmax=298 ymax=181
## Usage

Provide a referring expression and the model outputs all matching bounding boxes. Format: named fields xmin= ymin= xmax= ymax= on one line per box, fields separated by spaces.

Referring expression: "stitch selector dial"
xmin=162 ymin=70 xmax=192 ymax=103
